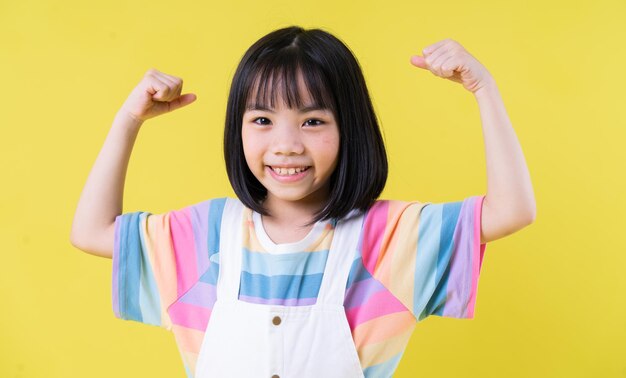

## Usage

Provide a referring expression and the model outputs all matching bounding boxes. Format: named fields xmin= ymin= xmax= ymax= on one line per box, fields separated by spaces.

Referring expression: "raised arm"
xmin=70 ymin=110 xmax=142 ymax=258
xmin=473 ymin=81 xmax=536 ymax=243
xmin=70 ymin=68 xmax=196 ymax=258
xmin=410 ymin=39 xmax=536 ymax=244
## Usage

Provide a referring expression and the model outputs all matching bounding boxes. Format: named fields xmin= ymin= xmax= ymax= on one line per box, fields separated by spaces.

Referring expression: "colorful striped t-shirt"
xmin=112 ymin=195 xmax=487 ymax=377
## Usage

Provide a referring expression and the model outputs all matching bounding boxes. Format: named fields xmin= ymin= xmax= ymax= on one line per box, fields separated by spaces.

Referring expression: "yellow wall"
xmin=1 ymin=0 xmax=624 ymax=376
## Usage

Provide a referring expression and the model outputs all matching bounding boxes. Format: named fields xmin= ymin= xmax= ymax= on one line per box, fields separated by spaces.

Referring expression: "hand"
xmin=410 ymin=39 xmax=494 ymax=94
xmin=120 ymin=68 xmax=197 ymax=123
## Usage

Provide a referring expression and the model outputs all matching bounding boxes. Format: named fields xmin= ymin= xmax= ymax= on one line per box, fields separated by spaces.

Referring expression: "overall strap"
xmin=215 ymin=198 xmax=244 ymax=301
xmin=316 ymin=210 xmax=365 ymax=306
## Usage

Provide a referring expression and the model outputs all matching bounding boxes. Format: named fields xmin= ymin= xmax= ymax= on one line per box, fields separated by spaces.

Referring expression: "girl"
xmin=71 ymin=26 xmax=536 ymax=378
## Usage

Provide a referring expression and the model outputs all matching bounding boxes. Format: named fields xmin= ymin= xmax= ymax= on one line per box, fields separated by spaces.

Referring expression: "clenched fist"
xmin=120 ymin=68 xmax=197 ymax=123
xmin=410 ymin=39 xmax=494 ymax=94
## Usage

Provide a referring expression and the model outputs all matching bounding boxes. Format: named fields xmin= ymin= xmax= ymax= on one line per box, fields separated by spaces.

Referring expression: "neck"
xmin=262 ymin=193 xmax=329 ymax=229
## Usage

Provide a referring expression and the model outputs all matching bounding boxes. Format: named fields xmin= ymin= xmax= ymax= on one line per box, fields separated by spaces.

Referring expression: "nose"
xmin=270 ymin=123 xmax=305 ymax=155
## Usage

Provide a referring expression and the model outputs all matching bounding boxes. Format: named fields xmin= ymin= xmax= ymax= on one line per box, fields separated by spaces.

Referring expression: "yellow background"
xmin=1 ymin=0 xmax=624 ymax=377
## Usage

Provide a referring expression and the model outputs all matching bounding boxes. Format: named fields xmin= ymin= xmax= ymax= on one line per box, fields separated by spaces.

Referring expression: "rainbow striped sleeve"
xmin=360 ymin=195 xmax=487 ymax=322
xmin=112 ymin=198 xmax=222 ymax=330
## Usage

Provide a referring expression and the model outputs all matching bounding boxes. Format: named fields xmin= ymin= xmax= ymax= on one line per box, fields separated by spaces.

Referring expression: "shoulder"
xmin=355 ymin=199 xmax=431 ymax=242
xmin=163 ymin=197 xmax=238 ymax=230
xmin=363 ymin=199 xmax=431 ymax=222
xmin=183 ymin=196 xmax=240 ymax=214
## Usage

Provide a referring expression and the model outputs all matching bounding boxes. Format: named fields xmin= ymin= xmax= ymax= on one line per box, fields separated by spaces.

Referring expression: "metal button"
xmin=272 ymin=316 xmax=281 ymax=325
xmin=271 ymin=375 xmax=280 ymax=378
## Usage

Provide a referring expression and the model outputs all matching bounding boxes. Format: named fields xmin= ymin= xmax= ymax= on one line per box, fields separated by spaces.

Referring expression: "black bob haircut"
xmin=223 ymin=25 xmax=388 ymax=226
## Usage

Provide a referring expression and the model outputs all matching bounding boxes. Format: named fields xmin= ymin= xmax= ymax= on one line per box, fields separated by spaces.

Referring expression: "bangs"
xmin=225 ymin=26 xmax=387 ymax=226
xmin=245 ymin=50 xmax=336 ymax=113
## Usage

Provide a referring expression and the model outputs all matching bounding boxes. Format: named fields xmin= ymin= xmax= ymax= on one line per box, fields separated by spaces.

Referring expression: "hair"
xmin=223 ymin=25 xmax=388 ymax=226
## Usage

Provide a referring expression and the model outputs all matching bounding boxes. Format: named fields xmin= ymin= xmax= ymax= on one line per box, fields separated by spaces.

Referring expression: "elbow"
xmin=70 ymin=232 xmax=87 ymax=252
xmin=69 ymin=229 xmax=81 ymax=249
xmin=69 ymin=226 xmax=93 ymax=253
xmin=70 ymin=220 xmax=84 ymax=249
xmin=521 ymin=205 xmax=537 ymax=226
xmin=509 ymin=204 xmax=536 ymax=231
xmin=527 ymin=201 xmax=537 ymax=224
xmin=69 ymin=224 xmax=116 ymax=259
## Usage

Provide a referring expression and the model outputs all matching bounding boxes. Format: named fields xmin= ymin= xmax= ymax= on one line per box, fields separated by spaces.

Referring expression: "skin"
xmin=70 ymin=38 xmax=536 ymax=257
xmin=241 ymin=74 xmax=340 ymax=243
xmin=70 ymin=68 xmax=196 ymax=258
xmin=411 ymin=38 xmax=537 ymax=243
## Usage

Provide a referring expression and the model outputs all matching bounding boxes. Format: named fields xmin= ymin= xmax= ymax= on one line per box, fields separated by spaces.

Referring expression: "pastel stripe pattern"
xmin=346 ymin=195 xmax=487 ymax=376
xmin=112 ymin=195 xmax=487 ymax=378
xmin=112 ymin=197 xmax=227 ymax=377
xmin=238 ymin=207 xmax=336 ymax=306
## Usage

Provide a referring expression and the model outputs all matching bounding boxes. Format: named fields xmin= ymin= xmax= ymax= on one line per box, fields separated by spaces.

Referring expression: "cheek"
xmin=241 ymin=129 xmax=259 ymax=166
xmin=317 ymin=134 xmax=340 ymax=170
xmin=320 ymin=134 xmax=340 ymax=157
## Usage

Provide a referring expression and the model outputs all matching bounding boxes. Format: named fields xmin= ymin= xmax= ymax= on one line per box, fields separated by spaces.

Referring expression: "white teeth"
xmin=271 ymin=166 xmax=308 ymax=176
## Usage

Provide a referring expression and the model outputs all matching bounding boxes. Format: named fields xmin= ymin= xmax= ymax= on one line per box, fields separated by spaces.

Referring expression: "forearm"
xmin=70 ymin=110 xmax=143 ymax=255
xmin=474 ymin=80 xmax=536 ymax=224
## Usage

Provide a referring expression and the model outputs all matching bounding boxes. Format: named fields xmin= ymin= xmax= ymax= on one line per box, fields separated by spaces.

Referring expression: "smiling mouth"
xmin=268 ymin=166 xmax=311 ymax=176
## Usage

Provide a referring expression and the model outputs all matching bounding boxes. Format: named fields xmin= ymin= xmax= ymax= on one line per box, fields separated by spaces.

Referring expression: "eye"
xmin=304 ymin=119 xmax=324 ymax=127
xmin=252 ymin=117 xmax=271 ymax=125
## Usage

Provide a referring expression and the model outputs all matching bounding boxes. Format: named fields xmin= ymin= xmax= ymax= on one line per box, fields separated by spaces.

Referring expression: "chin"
xmin=270 ymin=192 xmax=311 ymax=202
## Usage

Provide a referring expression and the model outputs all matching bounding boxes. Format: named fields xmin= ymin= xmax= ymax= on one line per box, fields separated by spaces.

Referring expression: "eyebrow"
xmin=245 ymin=103 xmax=328 ymax=114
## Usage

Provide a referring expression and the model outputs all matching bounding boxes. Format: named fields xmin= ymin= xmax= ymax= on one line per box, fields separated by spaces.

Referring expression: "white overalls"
xmin=194 ymin=199 xmax=366 ymax=378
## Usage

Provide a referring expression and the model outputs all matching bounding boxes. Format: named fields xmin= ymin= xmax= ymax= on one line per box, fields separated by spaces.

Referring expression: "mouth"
xmin=267 ymin=166 xmax=311 ymax=176
xmin=266 ymin=165 xmax=311 ymax=182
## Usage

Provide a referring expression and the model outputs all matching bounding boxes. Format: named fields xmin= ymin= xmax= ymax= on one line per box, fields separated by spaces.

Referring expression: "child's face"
xmin=241 ymin=78 xmax=340 ymax=212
